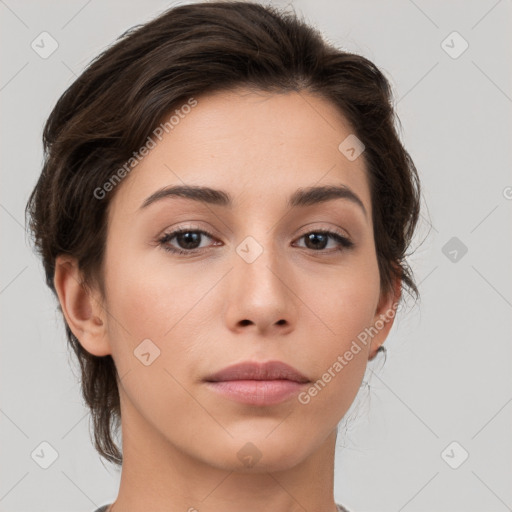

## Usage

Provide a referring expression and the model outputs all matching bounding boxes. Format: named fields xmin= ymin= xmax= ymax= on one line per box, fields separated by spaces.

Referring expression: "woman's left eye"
xmin=292 ymin=230 xmax=354 ymax=252
xmin=157 ymin=228 xmax=354 ymax=255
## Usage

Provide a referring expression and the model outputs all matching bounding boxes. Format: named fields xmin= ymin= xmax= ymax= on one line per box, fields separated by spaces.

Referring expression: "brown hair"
xmin=25 ymin=1 xmax=420 ymax=466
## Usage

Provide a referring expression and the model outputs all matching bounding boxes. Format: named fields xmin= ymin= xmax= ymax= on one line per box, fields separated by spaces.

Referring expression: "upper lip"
xmin=205 ymin=360 xmax=310 ymax=383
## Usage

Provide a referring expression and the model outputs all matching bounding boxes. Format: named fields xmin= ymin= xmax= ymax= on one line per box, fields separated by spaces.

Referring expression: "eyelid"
xmin=295 ymin=223 xmax=350 ymax=240
xmin=156 ymin=222 xmax=218 ymax=241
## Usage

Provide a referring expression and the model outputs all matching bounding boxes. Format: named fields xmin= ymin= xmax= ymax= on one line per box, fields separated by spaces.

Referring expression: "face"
xmin=90 ymin=88 xmax=396 ymax=472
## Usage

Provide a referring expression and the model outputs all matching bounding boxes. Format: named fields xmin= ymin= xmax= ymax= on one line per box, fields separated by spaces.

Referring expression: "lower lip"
xmin=205 ymin=380 xmax=307 ymax=406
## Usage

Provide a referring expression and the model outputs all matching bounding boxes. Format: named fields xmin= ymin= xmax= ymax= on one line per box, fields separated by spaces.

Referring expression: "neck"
xmin=110 ymin=398 xmax=340 ymax=512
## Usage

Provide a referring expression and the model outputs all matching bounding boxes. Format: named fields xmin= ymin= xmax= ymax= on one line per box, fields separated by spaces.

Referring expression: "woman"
xmin=26 ymin=2 xmax=420 ymax=511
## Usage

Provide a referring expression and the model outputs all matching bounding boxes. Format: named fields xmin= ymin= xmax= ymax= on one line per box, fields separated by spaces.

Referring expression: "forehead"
xmin=110 ymin=88 xmax=371 ymax=219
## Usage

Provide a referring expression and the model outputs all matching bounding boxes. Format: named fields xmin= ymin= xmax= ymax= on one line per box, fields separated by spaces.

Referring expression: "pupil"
xmin=178 ymin=232 xmax=200 ymax=249
xmin=306 ymin=233 xmax=327 ymax=250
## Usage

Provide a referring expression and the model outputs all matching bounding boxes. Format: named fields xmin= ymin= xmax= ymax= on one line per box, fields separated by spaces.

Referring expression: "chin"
xmin=200 ymin=433 xmax=318 ymax=474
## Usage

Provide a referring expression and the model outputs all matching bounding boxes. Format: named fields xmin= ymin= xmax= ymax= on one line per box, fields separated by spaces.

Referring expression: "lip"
xmin=205 ymin=360 xmax=309 ymax=383
xmin=204 ymin=361 xmax=310 ymax=406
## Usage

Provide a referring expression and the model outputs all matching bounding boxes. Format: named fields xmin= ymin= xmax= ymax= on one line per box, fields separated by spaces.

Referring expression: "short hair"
xmin=25 ymin=1 xmax=421 ymax=466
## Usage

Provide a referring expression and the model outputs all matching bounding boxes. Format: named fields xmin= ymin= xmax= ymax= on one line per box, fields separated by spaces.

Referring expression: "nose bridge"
xmin=224 ymin=227 xmax=297 ymax=333
xmin=234 ymin=230 xmax=286 ymax=296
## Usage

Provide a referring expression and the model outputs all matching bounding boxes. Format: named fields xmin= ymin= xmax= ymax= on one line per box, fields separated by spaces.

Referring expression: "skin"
xmin=54 ymin=88 xmax=400 ymax=512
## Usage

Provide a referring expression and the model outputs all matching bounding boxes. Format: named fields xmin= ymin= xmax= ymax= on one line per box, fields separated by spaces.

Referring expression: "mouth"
xmin=204 ymin=360 xmax=310 ymax=406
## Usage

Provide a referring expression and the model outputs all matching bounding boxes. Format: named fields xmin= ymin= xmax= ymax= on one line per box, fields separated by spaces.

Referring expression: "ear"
xmin=368 ymin=276 xmax=401 ymax=361
xmin=53 ymin=254 xmax=111 ymax=357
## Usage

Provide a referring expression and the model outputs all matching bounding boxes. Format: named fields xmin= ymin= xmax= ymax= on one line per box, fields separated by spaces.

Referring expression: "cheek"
xmin=304 ymin=260 xmax=380 ymax=348
xmin=296 ymin=305 xmax=374 ymax=427
xmin=295 ymin=260 xmax=380 ymax=400
xmin=103 ymin=251 xmax=220 ymax=362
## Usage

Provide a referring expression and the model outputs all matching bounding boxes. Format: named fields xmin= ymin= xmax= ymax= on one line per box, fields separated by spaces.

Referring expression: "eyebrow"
xmin=139 ymin=184 xmax=367 ymax=217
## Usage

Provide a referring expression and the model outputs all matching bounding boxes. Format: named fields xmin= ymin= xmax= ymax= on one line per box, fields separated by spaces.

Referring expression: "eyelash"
xmin=157 ymin=227 xmax=354 ymax=255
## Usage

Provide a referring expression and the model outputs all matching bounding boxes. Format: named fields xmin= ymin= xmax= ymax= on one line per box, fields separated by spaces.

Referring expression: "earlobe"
xmin=368 ymin=277 xmax=401 ymax=360
xmin=53 ymin=255 xmax=111 ymax=357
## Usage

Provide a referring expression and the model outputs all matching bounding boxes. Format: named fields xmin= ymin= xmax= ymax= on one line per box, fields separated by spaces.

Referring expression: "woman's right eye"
xmin=157 ymin=228 xmax=218 ymax=255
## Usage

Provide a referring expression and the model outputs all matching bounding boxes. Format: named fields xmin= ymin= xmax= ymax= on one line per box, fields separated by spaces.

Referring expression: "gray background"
xmin=1 ymin=1 xmax=511 ymax=511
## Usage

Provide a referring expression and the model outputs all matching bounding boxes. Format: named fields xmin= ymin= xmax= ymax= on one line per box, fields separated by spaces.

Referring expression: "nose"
xmin=223 ymin=237 xmax=298 ymax=336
